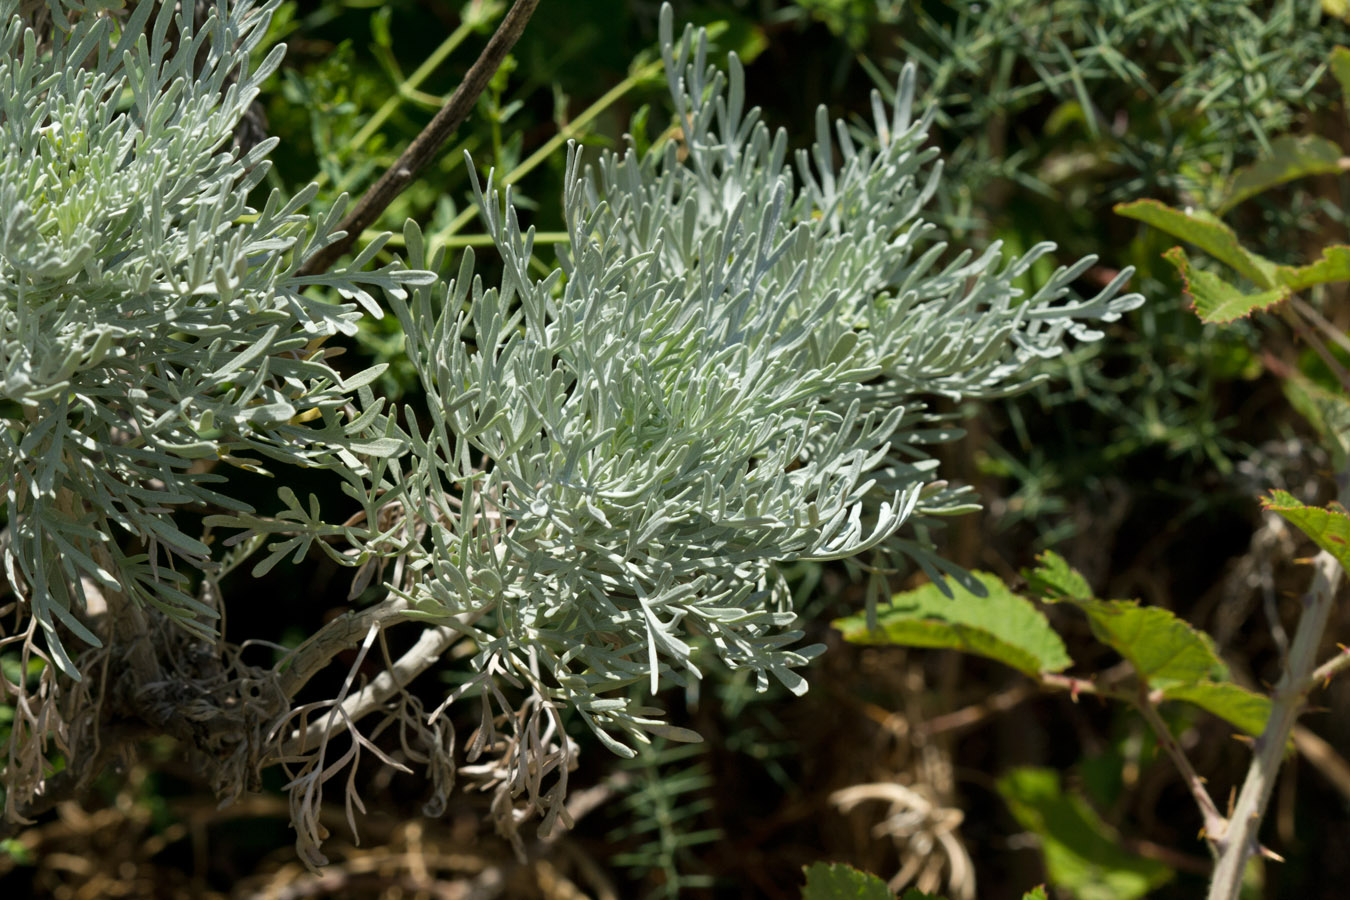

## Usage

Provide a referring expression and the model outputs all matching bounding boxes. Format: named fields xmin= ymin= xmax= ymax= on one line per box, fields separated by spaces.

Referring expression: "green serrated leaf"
xmin=1021 ymin=888 xmax=1049 ymax=900
xmin=1034 ymin=564 xmax=1232 ymax=691
xmin=1163 ymin=247 xmax=1289 ymax=324
xmin=1263 ymin=490 xmax=1350 ymax=571
xmin=832 ymin=572 xmax=1072 ymax=678
xmin=801 ymin=862 xmax=895 ymax=900
xmin=997 ymin=768 xmax=1173 ymax=900
xmin=1023 ymin=550 xmax=1092 ymax=601
xmin=1217 ymin=135 xmax=1346 ymax=214
xmin=1066 ymin=598 xmax=1228 ymax=688
xmin=1273 ymin=245 xmax=1350 ymax=292
xmin=1114 ymin=199 xmax=1279 ymax=287
xmin=1161 ymin=681 xmax=1273 ymax=738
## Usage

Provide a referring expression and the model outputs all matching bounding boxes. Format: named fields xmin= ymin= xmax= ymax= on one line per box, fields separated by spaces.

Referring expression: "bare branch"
xmin=280 ymin=623 xmax=460 ymax=755
xmin=276 ymin=597 xmax=414 ymax=698
xmin=296 ymin=0 xmax=541 ymax=278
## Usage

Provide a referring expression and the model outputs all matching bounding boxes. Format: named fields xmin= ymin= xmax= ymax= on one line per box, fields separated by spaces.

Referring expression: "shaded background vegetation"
xmin=6 ymin=0 xmax=1350 ymax=897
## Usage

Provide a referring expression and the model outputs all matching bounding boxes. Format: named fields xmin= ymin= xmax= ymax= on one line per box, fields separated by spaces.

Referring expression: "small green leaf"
xmin=1115 ymin=199 xmax=1279 ymax=287
xmin=1027 ymin=555 xmax=1268 ymax=733
xmin=801 ymin=862 xmax=894 ymax=900
xmin=1163 ymin=247 xmax=1289 ymax=323
xmin=1263 ymin=490 xmax=1350 ymax=571
xmin=1023 ymin=550 xmax=1092 ymax=601
xmin=1217 ymin=135 xmax=1347 ymax=214
xmin=997 ymin=768 xmax=1173 ymax=900
xmin=1 ymin=837 xmax=33 ymax=865
xmin=1021 ymin=888 xmax=1049 ymax=900
xmin=1161 ymin=681 xmax=1273 ymax=738
xmin=833 ymin=572 xmax=1072 ymax=678
xmin=1031 ymin=553 xmax=1228 ymax=687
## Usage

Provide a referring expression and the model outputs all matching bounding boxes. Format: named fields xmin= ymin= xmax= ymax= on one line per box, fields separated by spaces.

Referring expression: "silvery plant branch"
xmin=0 ymin=0 xmax=430 ymax=840
xmin=0 ymin=0 xmax=1142 ymax=863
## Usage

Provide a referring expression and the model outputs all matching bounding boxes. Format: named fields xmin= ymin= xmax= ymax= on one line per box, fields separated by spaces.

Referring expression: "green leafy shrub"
xmin=839 ymin=56 xmax=1350 ymax=892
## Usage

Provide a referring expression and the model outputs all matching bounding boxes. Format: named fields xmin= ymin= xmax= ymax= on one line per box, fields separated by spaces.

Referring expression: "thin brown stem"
xmin=296 ymin=0 xmax=541 ymax=278
xmin=1130 ymin=687 xmax=1227 ymax=852
xmin=921 ymin=681 xmax=1035 ymax=736
xmin=1282 ymin=305 xmax=1350 ymax=396
xmin=1038 ymin=664 xmax=1229 ymax=848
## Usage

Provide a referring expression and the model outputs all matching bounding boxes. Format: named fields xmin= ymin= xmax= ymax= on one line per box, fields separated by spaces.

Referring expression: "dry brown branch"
xmin=275 ymin=597 xmax=414 ymax=698
xmin=295 ymin=0 xmax=541 ymax=278
xmin=281 ymin=622 xmax=461 ymax=755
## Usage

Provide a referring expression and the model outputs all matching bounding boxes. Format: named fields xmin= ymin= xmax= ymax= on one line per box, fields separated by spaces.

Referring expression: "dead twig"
xmin=296 ymin=0 xmax=541 ymax=278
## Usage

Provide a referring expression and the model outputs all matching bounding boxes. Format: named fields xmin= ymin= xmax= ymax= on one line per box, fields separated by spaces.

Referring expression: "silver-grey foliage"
xmin=0 ymin=0 xmax=426 ymax=674
xmin=0 ymin=0 xmax=1140 ymax=861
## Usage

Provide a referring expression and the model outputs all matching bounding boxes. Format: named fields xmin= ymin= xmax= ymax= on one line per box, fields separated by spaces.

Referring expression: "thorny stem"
xmin=1306 ymin=643 xmax=1350 ymax=690
xmin=296 ymin=0 xmax=540 ymax=278
xmin=1290 ymin=296 xmax=1350 ymax=362
xmin=1039 ymin=666 xmax=1228 ymax=854
xmin=1207 ymin=543 xmax=1343 ymax=900
xmin=1132 ymin=687 xmax=1227 ymax=852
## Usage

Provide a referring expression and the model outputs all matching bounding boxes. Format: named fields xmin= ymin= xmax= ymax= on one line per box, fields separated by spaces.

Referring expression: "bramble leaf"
xmin=1273 ymin=245 xmax=1350 ymax=292
xmin=1114 ymin=199 xmax=1278 ymax=287
xmin=1054 ymin=596 xmax=1228 ymax=687
xmin=1162 ymin=247 xmax=1289 ymax=323
xmin=1027 ymin=554 xmax=1272 ymax=735
xmin=833 ymin=572 xmax=1072 ymax=677
xmin=801 ymin=862 xmax=894 ymax=900
xmin=1216 ymin=135 xmax=1347 ymax=214
xmin=997 ymin=768 xmax=1173 ymax=900
xmin=1023 ymin=550 xmax=1092 ymax=600
xmin=1160 ymin=682 xmax=1273 ymax=738
xmin=1263 ymin=490 xmax=1350 ymax=571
